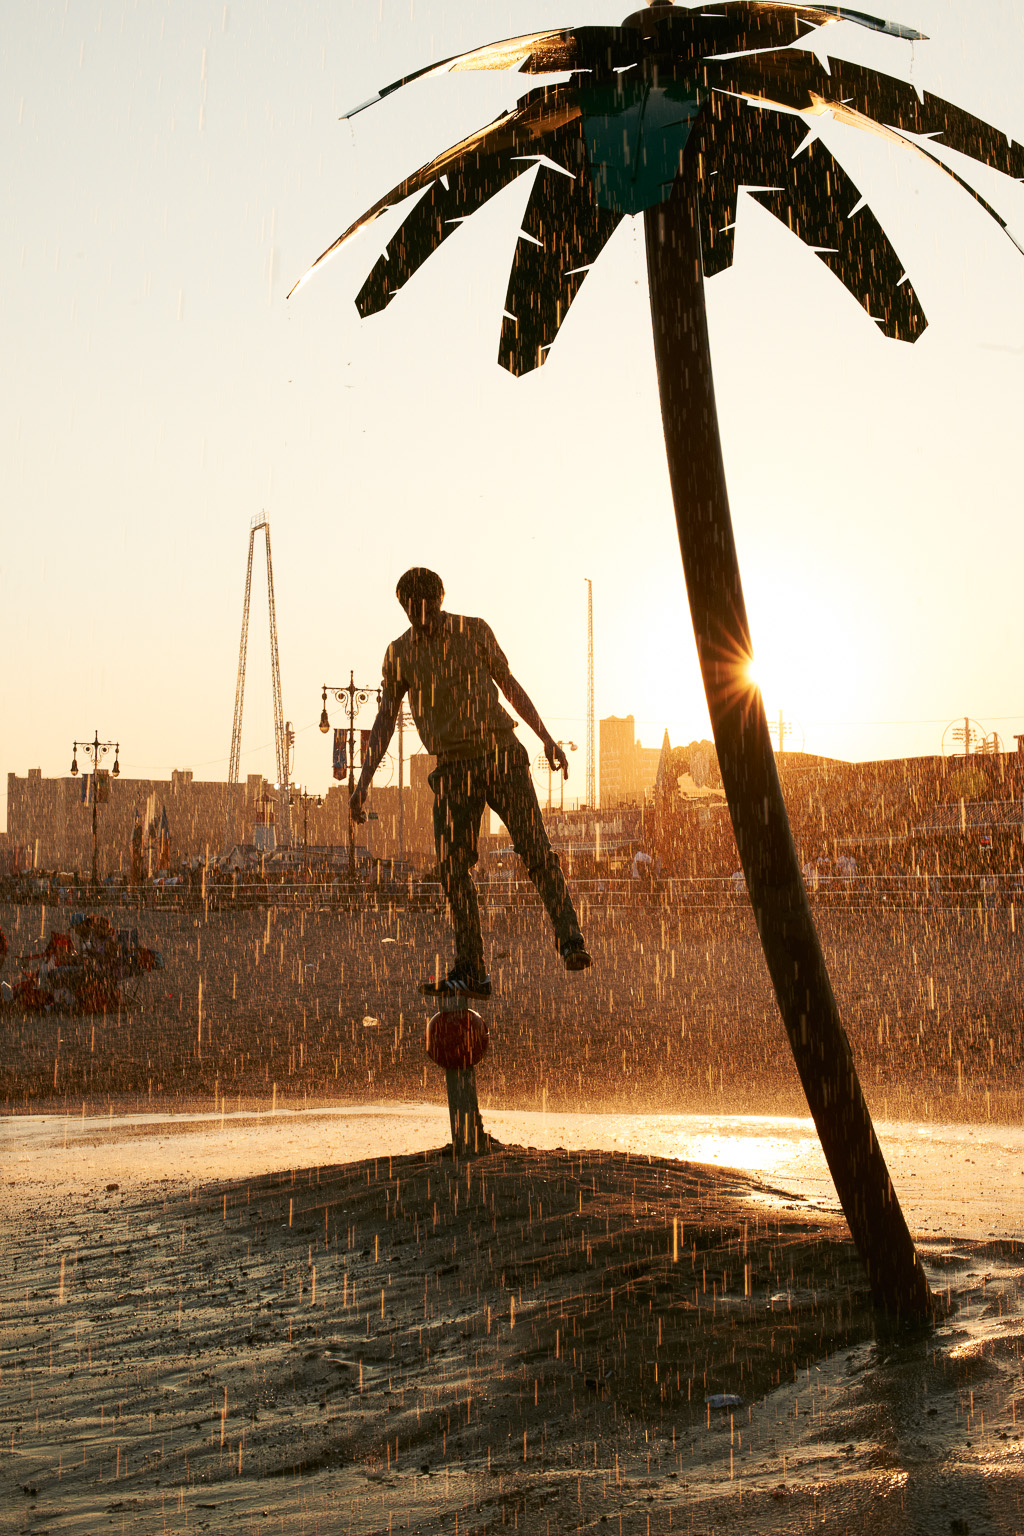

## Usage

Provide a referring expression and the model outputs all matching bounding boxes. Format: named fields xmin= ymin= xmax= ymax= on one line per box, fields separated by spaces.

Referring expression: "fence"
xmin=4 ymin=871 xmax=1021 ymax=915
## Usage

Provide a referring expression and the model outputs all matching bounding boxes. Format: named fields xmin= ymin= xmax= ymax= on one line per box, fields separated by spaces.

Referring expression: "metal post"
xmin=347 ymin=672 xmax=357 ymax=876
xmin=71 ymin=730 xmax=119 ymax=888
xmin=645 ymin=156 xmax=929 ymax=1319
xmin=438 ymin=994 xmax=487 ymax=1156
xmin=91 ymin=761 xmax=99 ymax=887
xmin=398 ymin=709 xmax=405 ymax=862
xmin=585 ymin=579 xmax=595 ymax=810
xmin=321 ymin=676 xmax=382 ymax=882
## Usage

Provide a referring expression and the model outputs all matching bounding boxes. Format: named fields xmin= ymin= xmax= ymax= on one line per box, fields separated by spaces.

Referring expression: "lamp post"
xmin=395 ymin=707 xmax=415 ymax=864
xmin=536 ymin=741 xmax=578 ymax=813
xmin=319 ymin=674 xmax=381 ymax=874
xmin=70 ymin=731 xmax=120 ymax=888
xmin=557 ymin=741 xmax=578 ymax=813
xmin=290 ymin=786 xmax=322 ymax=878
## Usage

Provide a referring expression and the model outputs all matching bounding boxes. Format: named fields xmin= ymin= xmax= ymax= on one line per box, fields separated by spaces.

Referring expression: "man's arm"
xmin=493 ymin=664 xmax=569 ymax=779
xmin=350 ymin=684 xmax=403 ymax=822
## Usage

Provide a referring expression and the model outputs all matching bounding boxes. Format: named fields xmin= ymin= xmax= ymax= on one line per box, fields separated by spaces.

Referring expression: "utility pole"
xmin=585 ymin=578 xmax=595 ymax=810
xmin=776 ymin=710 xmax=795 ymax=755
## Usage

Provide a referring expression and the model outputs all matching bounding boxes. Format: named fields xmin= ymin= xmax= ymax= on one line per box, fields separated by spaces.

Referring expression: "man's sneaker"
xmin=560 ymin=937 xmax=592 ymax=972
xmin=419 ymin=968 xmax=492 ymax=1000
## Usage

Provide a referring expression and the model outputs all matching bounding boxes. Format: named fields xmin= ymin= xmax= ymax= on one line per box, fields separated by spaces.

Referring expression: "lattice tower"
xmin=228 ymin=515 xmax=291 ymax=846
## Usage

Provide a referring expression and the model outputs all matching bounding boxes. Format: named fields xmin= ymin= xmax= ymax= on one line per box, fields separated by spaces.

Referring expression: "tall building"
xmin=599 ymin=716 xmax=637 ymax=808
xmin=637 ymin=743 xmax=661 ymax=799
xmin=599 ymin=716 xmax=664 ymax=808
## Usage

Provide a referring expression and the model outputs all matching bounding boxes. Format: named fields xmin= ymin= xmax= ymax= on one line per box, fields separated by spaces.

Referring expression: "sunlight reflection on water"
xmin=4 ymin=1105 xmax=1024 ymax=1241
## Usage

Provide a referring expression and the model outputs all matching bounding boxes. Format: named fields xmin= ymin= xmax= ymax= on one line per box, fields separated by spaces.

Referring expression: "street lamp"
xmin=534 ymin=740 xmax=578 ymax=812
xmin=319 ymin=673 xmax=381 ymax=874
xmin=395 ymin=706 xmax=415 ymax=863
xmin=290 ymin=786 xmax=323 ymax=878
xmin=70 ymin=730 xmax=120 ymax=887
xmin=557 ymin=741 xmax=578 ymax=812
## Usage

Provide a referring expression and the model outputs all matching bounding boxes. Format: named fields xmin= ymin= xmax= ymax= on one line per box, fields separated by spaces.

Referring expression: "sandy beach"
xmin=2 ymin=1120 xmax=1023 ymax=1535
xmin=2 ymin=899 xmax=1024 ymax=1531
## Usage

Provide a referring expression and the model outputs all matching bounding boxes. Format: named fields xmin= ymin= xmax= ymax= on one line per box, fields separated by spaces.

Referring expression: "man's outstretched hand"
xmin=350 ymin=784 xmax=368 ymax=824
xmin=545 ymin=739 xmax=569 ymax=779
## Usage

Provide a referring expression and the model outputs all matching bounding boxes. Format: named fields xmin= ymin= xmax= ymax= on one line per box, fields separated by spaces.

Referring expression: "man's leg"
xmin=429 ymin=757 xmax=488 ymax=979
xmin=485 ymin=738 xmax=584 ymax=954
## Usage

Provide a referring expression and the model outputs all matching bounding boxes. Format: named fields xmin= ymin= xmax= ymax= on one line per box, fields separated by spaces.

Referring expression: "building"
xmin=5 ymin=768 xmax=280 ymax=877
xmin=4 ymin=754 xmax=440 ymax=877
xmin=599 ymin=715 xmax=663 ymax=808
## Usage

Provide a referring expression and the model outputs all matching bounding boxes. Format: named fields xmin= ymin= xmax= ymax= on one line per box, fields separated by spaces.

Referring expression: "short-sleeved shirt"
xmin=382 ymin=612 xmax=516 ymax=761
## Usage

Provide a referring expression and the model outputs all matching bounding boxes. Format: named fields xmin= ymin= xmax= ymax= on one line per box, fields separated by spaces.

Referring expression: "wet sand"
xmin=3 ymin=900 xmax=1024 ymax=1531
xmin=2 ymin=899 xmax=1022 ymax=1124
xmin=6 ymin=1104 xmax=1024 ymax=1243
xmin=2 ymin=1132 xmax=1023 ymax=1535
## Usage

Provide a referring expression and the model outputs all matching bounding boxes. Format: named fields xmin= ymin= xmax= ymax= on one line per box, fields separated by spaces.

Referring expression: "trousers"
xmin=428 ymin=735 xmax=581 ymax=975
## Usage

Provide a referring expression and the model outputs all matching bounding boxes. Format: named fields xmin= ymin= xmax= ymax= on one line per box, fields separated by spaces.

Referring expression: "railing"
xmin=3 ymin=872 xmax=1021 ymax=914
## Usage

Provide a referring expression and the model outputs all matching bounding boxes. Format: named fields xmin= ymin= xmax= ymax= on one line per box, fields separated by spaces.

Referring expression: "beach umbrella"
xmin=157 ymin=806 xmax=171 ymax=873
xmin=293 ymin=1 xmax=1024 ymax=1319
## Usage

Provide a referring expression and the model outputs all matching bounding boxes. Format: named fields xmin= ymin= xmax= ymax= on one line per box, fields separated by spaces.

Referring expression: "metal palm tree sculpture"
xmin=295 ymin=1 xmax=1024 ymax=1319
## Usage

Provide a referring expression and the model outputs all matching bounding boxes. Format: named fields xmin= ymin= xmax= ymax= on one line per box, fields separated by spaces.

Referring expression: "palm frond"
xmin=500 ymin=124 xmax=623 ymax=374
xmin=352 ymin=87 xmax=600 ymax=322
xmin=641 ymin=3 xmax=922 ymax=63
xmin=341 ymin=29 xmax=579 ymax=119
xmin=295 ymin=3 xmax=1023 ymax=365
xmin=290 ymin=88 xmax=582 ymax=300
xmin=696 ymin=97 xmax=924 ymax=339
xmin=717 ymin=50 xmax=1024 ymax=251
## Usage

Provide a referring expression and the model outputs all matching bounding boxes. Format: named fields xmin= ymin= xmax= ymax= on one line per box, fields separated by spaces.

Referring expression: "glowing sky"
xmin=3 ymin=1 xmax=1023 ymax=828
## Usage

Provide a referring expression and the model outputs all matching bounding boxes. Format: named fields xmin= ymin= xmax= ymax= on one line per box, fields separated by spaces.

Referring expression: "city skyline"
xmin=3 ymin=1 xmax=1023 ymax=832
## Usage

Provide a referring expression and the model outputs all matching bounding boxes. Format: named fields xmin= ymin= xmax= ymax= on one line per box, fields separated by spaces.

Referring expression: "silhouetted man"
xmin=351 ymin=568 xmax=591 ymax=997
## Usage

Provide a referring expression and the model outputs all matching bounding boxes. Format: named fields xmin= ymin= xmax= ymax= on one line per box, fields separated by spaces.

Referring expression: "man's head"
xmin=396 ymin=567 xmax=444 ymax=633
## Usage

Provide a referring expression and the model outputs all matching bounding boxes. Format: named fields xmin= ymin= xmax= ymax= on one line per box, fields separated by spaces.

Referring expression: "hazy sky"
xmin=3 ymin=1 xmax=1023 ymax=828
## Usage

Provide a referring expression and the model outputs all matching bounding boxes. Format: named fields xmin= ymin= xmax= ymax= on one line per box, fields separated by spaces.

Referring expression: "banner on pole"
xmin=95 ymin=769 xmax=111 ymax=805
xmin=360 ymin=729 xmax=372 ymax=766
xmin=333 ymin=728 xmax=347 ymax=781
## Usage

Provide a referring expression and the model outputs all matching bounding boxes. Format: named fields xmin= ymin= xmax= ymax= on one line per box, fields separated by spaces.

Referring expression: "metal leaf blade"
xmin=696 ymin=99 xmax=925 ymax=340
xmin=499 ymin=126 xmax=623 ymax=374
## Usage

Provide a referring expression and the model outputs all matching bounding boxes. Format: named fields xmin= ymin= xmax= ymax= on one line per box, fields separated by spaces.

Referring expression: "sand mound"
xmin=4 ymin=1146 xmax=1023 ymax=1532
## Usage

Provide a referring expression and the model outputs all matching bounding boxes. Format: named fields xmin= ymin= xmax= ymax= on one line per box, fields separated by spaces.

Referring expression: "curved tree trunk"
xmin=644 ymin=156 xmax=930 ymax=1322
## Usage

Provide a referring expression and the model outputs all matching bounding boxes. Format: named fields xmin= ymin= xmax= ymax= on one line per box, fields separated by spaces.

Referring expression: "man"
xmin=351 ymin=567 xmax=591 ymax=998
